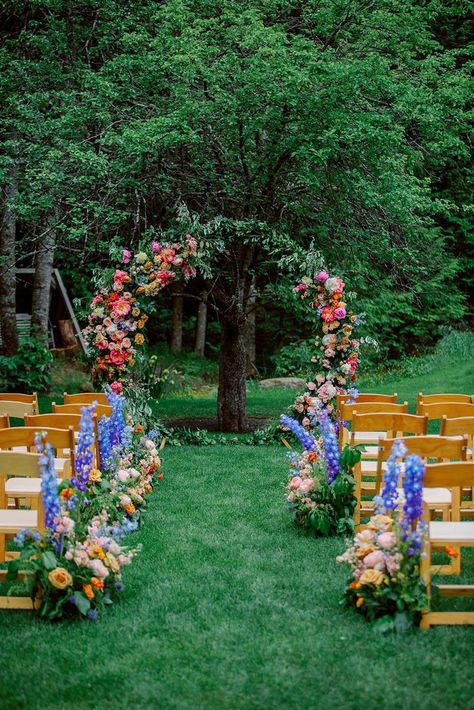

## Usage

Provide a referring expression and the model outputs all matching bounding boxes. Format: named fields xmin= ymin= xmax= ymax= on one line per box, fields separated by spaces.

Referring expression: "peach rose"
xmin=359 ymin=569 xmax=385 ymax=586
xmin=48 ymin=567 xmax=73 ymax=590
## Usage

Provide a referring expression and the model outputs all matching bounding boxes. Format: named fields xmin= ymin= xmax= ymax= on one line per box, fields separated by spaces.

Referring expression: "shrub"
xmin=0 ymin=338 xmax=53 ymax=392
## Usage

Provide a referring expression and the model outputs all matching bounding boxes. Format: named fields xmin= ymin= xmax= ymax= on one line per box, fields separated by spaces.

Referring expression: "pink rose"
xmin=300 ymin=478 xmax=314 ymax=493
xmin=316 ymin=270 xmax=329 ymax=283
xmin=110 ymin=381 xmax=123 ymax=395
xmin=334 ymin=307 xmax=346 ymax=320
xmin=377 ymin=532 xmax=396 ymax=549
xmin=307 ymin=381 xmax=316 ymax=391
xmin=316 ymin=374 xmax=325 ymax=384
xmin=122 ymin=249 xmax=132 ymax=264
xmin=151 ymin=241 xmax=161 ymax=253
xmin=289 ymin=476 xmax=303 ymax=491
xmin=294 ymin=283 xmax=308 ymax=293
xmin=363 ymin=550 xmax=385 ymax=570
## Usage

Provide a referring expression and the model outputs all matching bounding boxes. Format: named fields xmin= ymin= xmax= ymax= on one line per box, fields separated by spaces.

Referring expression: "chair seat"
xmin=0 ymin=509 xmax=38 ymax=533
xmin=423 ymin=488 xmax=451 ymax=506
xmin=430 ymin=521 xmax=474 ymax=544
xmin=6 ymin=477 xmax=63 ymax=496
xmin=353 ymin=431 xmax=386 ymax=442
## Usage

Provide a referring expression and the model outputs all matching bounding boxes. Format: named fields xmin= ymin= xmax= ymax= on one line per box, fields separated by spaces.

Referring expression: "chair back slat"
xmin=0 ymin=426 xmax=75 ymax=463
xmin=351 ymin=412 xmax=427 ymax=436
xmin=423 ymin=461 xmax=474 ymax=488
xmin=0 ymin=416 xmax=9 ymax=430
xmin=63 ymin=392 xmax=108 ymax=406
xmin=25 ymin=413 xmax=83 ymax=431
xmin=417 ymin=402 xmax=474 ymax=420
xmin=340 ymin=401 xmax=408 ymax=421
xmin=52 ymin=402 xmax=112 ymax=418
xmin=417 ymin=392 xmax=473 ymax=409
xmin=0 ymin=451 xmax=42 ymax=477
xmin=337 ymin=392 xmax=397 ymax=410
xmin=378 ymin=435 xmax=467 ymax=462
xmin=0 ymin=392 xmax=38 ymax=409
xmin=0 ymin=401 xmax=38 ymax=418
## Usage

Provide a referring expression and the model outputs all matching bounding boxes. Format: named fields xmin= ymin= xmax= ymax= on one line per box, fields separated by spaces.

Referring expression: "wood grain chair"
xmin=420 ymin=462 xmax=474 ymax=628
xmin=339 ymin=401 xmax=409 ymax=450
xmin=52 ymin=402 xmax=112 ymax=418
xmin=336 ymin=392 xmax=398 ymax=412
xmin=441 ymin=416 xmax=474 ymax=512
xmin=0 ymin=426 xmax=75 ymax=479
xmin=25 ymin=413 xmax=100 ymax=466
xmin=416 ymin=401 xmax=474 ymax=421
xmin=350 ymin=412 xmax=427 ymax=526
xmin=417 ymin=392 xmax=473 ymax=411
xmin=0 ymin=392 xmax=39 ymax=414
xmin=0 ymin=452 xmax=44 ymax=563
xmin=63 ymin=392 xmax=108 ymax=406
xmin=0 ymin=400 xmax=39 ymax=420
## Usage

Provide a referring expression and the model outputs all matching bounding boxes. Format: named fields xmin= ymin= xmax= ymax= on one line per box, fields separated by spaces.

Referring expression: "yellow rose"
xmin=355 ymin=544 xmax=375 ymax=559
xmin=368 ymin=514 xmax=393 ymax=532
xmin=135 ymin=333 xmax=145 ymax=345
xmin=360 ymin=569 xmax=385 ymax=587
xmin=48 ymin=567 xmax=73 ymax=590
xmin=106 ymin=552 xmax=120 ymax=574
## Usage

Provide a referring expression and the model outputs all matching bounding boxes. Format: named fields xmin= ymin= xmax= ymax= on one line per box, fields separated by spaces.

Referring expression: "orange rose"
xmin=445 ymin=546 xmax=459 ymax=559
xmin=91 ymin=577 xmax=104 ymax=590
xmin=125 ymin=504 xmax=136 ymax=515
xmin=134 ymin=424 xmax=144 ymax=434
xmin=48 ymin=567 xmax=72 ymax=590
xmin=60 ymin=488 xmax=74 ymax=500
xmin=135 ymin=334 xmax=145 ymax=345
xmin=83 ymin=584 xmax=94 ymax=600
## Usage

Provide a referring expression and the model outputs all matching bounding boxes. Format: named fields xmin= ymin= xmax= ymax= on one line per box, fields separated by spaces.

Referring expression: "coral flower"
xmin=83 ymin=583 xmax=94 ymax=600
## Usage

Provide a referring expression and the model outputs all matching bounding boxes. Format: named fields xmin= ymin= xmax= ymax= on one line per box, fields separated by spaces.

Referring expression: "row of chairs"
xmin=0 ymin=391 xmax=110 ymax=421
xmin=336 ymin=391 xmax=474 ymax=628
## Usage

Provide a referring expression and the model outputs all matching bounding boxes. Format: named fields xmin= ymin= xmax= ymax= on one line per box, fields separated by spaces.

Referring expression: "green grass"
xmin=1 ymin=445 xmax=473 ymax=710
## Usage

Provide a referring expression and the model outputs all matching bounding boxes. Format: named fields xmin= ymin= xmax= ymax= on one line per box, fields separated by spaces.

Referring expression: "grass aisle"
xmin=1 ymin=444 xmax=473 ymax=709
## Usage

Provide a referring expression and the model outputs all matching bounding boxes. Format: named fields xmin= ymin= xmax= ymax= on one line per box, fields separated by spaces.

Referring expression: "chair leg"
xmin=420 ymin=536 xmax=432 ymax=630
xmin=0 ymin=533 xmax=5 ymax=564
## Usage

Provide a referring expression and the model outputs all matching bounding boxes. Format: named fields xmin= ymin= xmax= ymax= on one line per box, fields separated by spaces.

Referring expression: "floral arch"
xmin=83 ymin=235 xmax=198 ymax=384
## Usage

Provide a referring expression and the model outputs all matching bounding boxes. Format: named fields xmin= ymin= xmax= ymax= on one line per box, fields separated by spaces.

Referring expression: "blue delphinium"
xmin=318 ymin=409 xmax=340 ymax=483
xmin=106 ymin=389 xmax=126 ymax=449
xmin=71 ymin=404 xmax=96 ymax=492
xmin=378 ymin=439 xmax=407 ymax=512
xmin=280 ymin=414 xmax=317 ymax=451
xmin=402 ymin=454 xmax=425 ymax=524
xmin=35 ymin=433 xmax=60 ymax=536
xmin=14 ymin=528 xmax=41 ymax=548
xmin=98 ymin=415 xmax=112 ymax=468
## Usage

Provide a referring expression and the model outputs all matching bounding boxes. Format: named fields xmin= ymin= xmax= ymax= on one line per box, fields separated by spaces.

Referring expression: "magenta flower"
xmin=122 ymin=249 xmax=132 ymax=264
xmin=316 ymin=270 xmax=329 ymax=282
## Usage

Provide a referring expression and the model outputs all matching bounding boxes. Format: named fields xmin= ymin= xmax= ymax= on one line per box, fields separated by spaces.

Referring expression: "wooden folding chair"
xmin=416 ymin=401 xmax=474 ymax=420
xmin=336 ymin=392 xmax=397 ymax=411
xmin=441 ymin=416 xmax=474 ymax=514
xmin=0 ymin=426 xmax=75 ymax=479
xmin=350 ymin=412 xmax=427 ymax=526
xmin=52 ymin=402 xmax=112 ymax=418
xmin=339 ymin=401 xmax=409 ymax=449
xmin=376 ymin=435 xmax=468 ymax=574
xmin=0 ymin=392 xmax=39 ymax=414
xmin=0 ymin=401 xmax=39 ymax=421
xmin=25 ymin=413 xmax=100 ymax=466
xmin=63 ymin=392 xmax=109 ymax=406
xmin=417 ymin=392 xmax=473 ymax=411
xmin=420 ymin=461 xmax=474 ymax=628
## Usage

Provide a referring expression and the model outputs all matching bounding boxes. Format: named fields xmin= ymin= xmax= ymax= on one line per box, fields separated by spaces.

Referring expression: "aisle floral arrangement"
xmin=291 ymin=269 xmax=363 ymax=423
xmin=336 ymin=440 xmax=428 ymax=632
xmin=281 ymin=410 xmax=361 ymax=536
xmin=7 ymin=388 xmax=163 ymax=620
xmin=83 ymin=235 xmax=198 ymax=383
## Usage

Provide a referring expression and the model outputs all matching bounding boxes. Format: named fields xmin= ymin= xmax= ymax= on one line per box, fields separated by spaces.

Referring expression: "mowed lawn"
xmin=1 ymin=443 xmax=474 ymax=709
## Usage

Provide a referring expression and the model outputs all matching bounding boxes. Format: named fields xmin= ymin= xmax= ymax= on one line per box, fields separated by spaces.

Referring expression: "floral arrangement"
xmin=281 ymin=411 xmax=361 ymax=536
xmin=337 ymin=441 xmax=428 ymax=631
xmin=7 ymin=391 xmax=164 ymax=621
xmin=291 ymin=270 xmax=363 ymax=422
xmin=83 ymin=235 xmax=198 ymax=383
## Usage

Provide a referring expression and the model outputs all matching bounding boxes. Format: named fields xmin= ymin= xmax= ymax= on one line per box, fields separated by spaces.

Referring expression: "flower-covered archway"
xmin=83 ymin=235 xmax=198 ymax=383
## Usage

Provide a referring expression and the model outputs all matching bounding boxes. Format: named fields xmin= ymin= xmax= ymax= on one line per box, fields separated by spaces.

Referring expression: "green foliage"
xmin=0 ymin=337 xmax=53 ymax=392
xmin=270 ymin=340 xmax=314 ymax=377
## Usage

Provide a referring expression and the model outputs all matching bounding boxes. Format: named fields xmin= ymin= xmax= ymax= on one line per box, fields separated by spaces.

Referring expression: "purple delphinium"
xmin=280 ymin=414 xmax=317 ymax=452
xmin=318 ymin=409 xmax=340 ymax=483
xmin=71 ymin=403 xmax=96 ymax=492
xmin=379 ymin=439 xmax=407 ymax=512
xmin=106 ymin=388 xmax=126 ymax=449
xmin=35 ymin=433 xmax=60 ymax=536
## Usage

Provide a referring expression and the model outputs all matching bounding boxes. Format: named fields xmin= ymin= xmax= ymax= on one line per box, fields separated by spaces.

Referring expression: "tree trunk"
xmin=170 ymin=280 xmax=183 ymax=354
xmin=194 ymin=290 xmax=208 ymax=358
xmin=244 ymin=275 xmax=256 ymax=375
xmin=217 ymin=308 xmax=247 ymax=432
xmin=0 ymin=161 xmax=19 ymax=355
xmin=31 ymin=216 xmax=56 ymax=344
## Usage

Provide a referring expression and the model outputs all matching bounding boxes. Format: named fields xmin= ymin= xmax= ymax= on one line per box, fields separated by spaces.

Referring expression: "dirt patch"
xmin=161 ymin=416 xmax=272 ymax=432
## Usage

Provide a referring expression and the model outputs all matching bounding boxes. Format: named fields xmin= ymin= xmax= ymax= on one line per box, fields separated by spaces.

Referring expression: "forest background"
xmin=0 ymin=0 xmax=472 ymax=426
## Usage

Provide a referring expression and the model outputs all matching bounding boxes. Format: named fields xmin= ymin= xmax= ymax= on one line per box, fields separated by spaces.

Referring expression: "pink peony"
xmin=294 ymin=283 xmax=308 ymax=293
xmin=377 ymin=532 xmax=396 ymax=549
xmin=316 ymin=270 xmax=329 ymax=283
xmin=289 ymin=476 xmax=303 ymax=491
xmin=334 ymin=307 xmax=346 ymax=320
xmin=122 ymin=249 xmax=132 ymax=264
xmin=151 ymin=240 xmax=161 ymax=253
xmin=110 ymin=381 xmax=123 ymax=395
